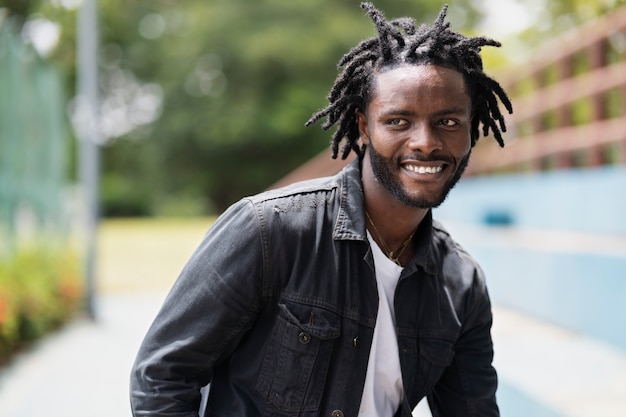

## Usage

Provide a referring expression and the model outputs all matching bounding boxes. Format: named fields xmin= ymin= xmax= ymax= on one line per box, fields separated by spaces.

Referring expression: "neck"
xmin=363 ymin=188 xmax=428 ymax=268
xmin=361 ymin=159 xmax=429 ymax=247
xmin=364 ymin=204 xmax=426 ymax=250
xmin=366 ymin=210 xmax=419 ymax=266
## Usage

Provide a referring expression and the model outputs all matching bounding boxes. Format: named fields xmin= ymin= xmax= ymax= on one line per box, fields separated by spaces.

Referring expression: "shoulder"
xmin=430 ymin=220 xmax=493 ymax=333
xmin=247 ymin=174 xmax=340 ymax=206
xmin=241 ymin=172 xmax=344 ymax=228
xmin=245 ymin=157 xmax=361 ymax=210
xmin=431 ymin=220 xmax=480 ymax=267
xmin=430 ymin=219 xmax=488 ymax=294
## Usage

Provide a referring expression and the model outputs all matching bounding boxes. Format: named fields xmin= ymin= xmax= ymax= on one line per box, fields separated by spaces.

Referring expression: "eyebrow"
xmin=432 ymin=106 xmax=469 ymax=117
xmin=381 ymin=106 xmax=469 ymax=118
xmin=381 ymin=109 xmax=416 ymax=117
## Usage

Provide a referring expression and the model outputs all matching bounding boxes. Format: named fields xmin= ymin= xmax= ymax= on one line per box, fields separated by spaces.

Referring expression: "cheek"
xmin=450 ymin=131 xmax=472 ymax=159
xmin=367 ymin=126 xmax=394 ymax=149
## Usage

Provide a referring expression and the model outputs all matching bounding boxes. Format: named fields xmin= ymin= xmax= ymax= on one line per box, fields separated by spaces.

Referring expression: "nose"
xmin=407 ymin=123 xmax=443 ymax=155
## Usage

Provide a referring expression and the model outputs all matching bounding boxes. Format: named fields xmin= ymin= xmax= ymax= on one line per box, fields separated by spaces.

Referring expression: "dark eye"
xmin=386 ymin=118 xmax=408 ymax=126
xmin=439 ymin=119 xmax=458 ymax=127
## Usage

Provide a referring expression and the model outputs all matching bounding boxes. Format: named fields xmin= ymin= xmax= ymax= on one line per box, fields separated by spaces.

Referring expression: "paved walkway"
xmin=492 ymin=307 xmax=626 ymax=417
xmin=0 ymin=292 xmax=166 ymax=417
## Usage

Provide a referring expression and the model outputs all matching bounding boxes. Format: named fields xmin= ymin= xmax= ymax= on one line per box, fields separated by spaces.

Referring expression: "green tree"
xmin=0 ymin=0 xmax=42 ymax=27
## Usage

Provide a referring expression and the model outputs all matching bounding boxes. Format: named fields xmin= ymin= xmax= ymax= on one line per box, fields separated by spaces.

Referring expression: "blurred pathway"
xmin=0 ymin=292 xmax=166 ymax=417
xmin=0 ymin=217 xmax=206 ymax=417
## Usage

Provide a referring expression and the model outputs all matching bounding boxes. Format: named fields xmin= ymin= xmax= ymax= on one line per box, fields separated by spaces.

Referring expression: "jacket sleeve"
xmin=427 ymin=266 xmax=500 ymax=417
xmin=130 ymin=199 xmax=266 ymax=416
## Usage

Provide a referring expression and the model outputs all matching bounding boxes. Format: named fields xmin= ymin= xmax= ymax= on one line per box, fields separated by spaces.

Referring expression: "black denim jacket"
xmin=130 ymin=159 xmax=499 ymax=417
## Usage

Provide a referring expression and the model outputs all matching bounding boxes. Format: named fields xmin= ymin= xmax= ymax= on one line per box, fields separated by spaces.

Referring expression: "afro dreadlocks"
xmin=305 ymin=2 xmax=513 ymax=160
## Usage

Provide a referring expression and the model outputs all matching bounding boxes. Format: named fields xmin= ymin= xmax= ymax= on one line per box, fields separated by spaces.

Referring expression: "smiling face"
xmin=358 ymin=64 xmax=473 ymax=209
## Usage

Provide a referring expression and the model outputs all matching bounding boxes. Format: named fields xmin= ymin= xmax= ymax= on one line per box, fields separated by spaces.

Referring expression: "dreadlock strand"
xmin=470 ymin=120 xmax=480 ymax=146
xmin=484 ymin=117 xmax=505 ymax=147
xmin=435 ymin=4 xmax=449 ymax=26
xmin=335 ymin=70 xmax=370 ymax=103
xmin=331 ymin=103 xmax=360 ymax=155
xmin=305 ymin=108 xmax=329 ymax=128
xmin=406 ymin=31 xmax=432 ymax=58
xmin=386 ymin=20 xmax=407 ymax=47
xmin=330 ymin=115 xmax=359 ymax=160
xmin=361 ymin=2 xmax=397 ymax=61
xmin=330 ymin=132 xmax=341 ymax=159
xmin=338 ymin=38 xmax=378 ymax=67
xmin=477 ymin=91 xmax=507 ymax=147
xmin=329 ymin=51 xmax=377 ymax=102
xmin=463 ymin=36 xmax=501 ymax=49
xmin=307 ymin=93 xmax=361 ymax=131
xmin=478 ymin=76 xmax=513 ymax=123
xmin=488 ymin=78 xmax=513 ymax=114
xmin=390 ymin=17 xmax=417 ymax=35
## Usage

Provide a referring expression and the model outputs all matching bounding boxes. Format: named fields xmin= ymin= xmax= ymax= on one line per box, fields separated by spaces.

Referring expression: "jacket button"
xmin=298 ymin=331 xmax=311 ymax=344
xmin=353 ymin=336 xmax=359 ymax=347
xmin=331 ymin=410 xmax=344 ymax=417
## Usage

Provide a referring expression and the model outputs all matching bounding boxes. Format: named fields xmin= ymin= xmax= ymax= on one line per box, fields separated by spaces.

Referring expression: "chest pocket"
xmin=416 ymin=338 xmax=455 ymax=392
xmin=256 ymin=301 xmax=341 ymax=413
xmin=399 ymin=334 xmax=456 ymax=404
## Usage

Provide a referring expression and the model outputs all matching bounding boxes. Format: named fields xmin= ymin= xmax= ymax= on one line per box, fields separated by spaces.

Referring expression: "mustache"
xmin=399 ymin=153 xmax=455 ymax=164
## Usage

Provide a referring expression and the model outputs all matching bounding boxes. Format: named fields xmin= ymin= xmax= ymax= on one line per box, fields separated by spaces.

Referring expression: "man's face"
xmin=358 ymin=64 xmax=472 ymax=209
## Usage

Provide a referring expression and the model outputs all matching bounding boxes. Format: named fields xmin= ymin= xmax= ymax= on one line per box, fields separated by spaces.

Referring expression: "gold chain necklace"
xmin=365 ymin=211 xmax=416 ymax=266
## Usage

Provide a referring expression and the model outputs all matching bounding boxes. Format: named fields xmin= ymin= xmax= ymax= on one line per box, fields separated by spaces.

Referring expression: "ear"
xmin=356 ymin=109 xmax=370 ymax=145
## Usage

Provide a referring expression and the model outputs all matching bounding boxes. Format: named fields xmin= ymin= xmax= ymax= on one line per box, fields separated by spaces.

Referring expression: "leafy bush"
xmin=101 ymin=173 xmax=153 ymax=217
xmin=0 ymin=247 xmax=83 ymax=364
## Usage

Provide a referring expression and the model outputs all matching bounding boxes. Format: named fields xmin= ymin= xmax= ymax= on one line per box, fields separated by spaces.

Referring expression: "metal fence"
xmin=468 ymin=5 xmax=626 ymax=175
xmin=0 ymin=21 xmax=71 ymax=252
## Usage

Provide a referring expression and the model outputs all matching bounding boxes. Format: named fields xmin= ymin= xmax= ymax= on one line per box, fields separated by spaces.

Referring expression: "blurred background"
xmin=0 ymin=0 xmax=624 ymax=416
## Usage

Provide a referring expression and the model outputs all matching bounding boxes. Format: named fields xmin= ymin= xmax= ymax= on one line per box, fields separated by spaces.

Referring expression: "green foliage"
xmin=101 ymin=171 xmax=153 ymax=217
xmin=0 ymin=0 xmax=42 ymax=27
xmin=0 ymin=246 xmax=83 ymax=364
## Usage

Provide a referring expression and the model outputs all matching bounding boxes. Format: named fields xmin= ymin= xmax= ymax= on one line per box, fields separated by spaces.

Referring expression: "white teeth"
xmin=406 ymin=165 xmax=442 ymax=174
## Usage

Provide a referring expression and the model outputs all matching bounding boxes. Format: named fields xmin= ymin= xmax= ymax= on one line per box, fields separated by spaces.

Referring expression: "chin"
xmin=405 ymin=195 xmax=447 ymax=209
xmin=399 ymin=184 xmax=454 ymax=209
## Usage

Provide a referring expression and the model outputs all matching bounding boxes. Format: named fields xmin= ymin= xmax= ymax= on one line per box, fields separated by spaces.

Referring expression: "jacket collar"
xmin=332 ymin=158 xmax=438 ymax=275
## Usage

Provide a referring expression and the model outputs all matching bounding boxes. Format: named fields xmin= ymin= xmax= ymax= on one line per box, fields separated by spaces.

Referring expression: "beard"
xmin=367 ymin=140 xmax=470 ymax=209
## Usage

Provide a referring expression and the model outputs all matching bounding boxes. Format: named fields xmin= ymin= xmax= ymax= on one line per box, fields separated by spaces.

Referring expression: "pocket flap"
xmin=419 ymin=338 xmax=455 ymax=367
xmin=278 ymin=302 xmax=341 ymax=340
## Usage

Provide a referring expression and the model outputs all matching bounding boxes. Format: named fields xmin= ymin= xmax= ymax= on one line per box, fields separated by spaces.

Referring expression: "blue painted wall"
xmin=435 ymin=165 xmax=626 ymax=235
xmin=497 ymin=382 xmax=564 ymax=417
xmin=433 ymin=166 xmax=626 ymax=351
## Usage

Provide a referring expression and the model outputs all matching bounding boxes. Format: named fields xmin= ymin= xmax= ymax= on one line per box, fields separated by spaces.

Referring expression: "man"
xmin=130 ymin=3 xmax=513 ymax=417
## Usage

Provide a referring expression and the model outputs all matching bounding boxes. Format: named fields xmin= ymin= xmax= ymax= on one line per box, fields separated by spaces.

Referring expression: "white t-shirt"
xmin=358 ymin=231 xmax=404 ymax=417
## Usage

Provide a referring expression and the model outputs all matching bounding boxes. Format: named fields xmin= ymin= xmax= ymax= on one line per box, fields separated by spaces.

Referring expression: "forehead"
xmin=368 ymin=64 xmax=471 ymax=113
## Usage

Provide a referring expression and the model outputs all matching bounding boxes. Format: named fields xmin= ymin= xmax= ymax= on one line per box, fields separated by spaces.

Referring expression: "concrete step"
xmin=492 ymin=305 xmax=626 ymax=417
